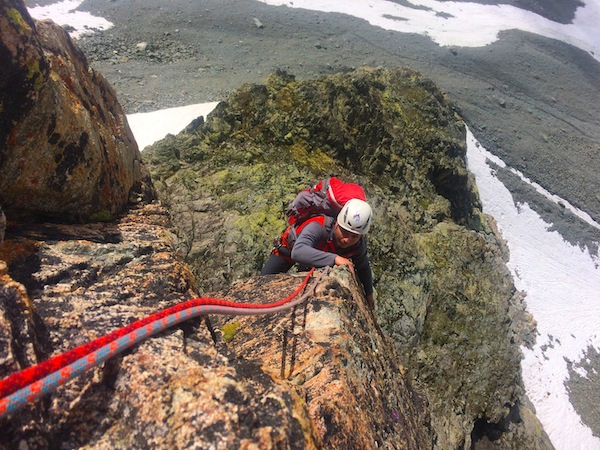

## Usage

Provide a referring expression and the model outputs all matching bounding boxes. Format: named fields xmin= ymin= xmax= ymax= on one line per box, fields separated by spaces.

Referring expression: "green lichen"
xmin=26 ymin=59 xmax=45 ymax=92
xmin=410 ymin=223 xmax=521 ymax=436
xmin=89 ymin=210 xmax=113 ymax=222
xmin=5 ymin=7 xmax=29 ymax=32
xmin=287 ymin=142 xmax=335 ymax=173
xmin=222 ymin=322 xmax=241 ymax=342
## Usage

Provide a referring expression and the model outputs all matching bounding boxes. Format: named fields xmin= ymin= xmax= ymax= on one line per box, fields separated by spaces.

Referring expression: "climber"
xmin=262 ymin=198 xmax=375 ymax=309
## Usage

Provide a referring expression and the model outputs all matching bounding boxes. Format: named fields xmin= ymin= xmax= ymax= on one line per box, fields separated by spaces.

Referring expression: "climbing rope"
xmin=0 ymin=268 xmax=322 ymax=419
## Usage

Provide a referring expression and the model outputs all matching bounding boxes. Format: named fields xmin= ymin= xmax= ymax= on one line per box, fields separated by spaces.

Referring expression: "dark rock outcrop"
xmin=0 ymin=206 xmax=5 ymax=242
xmin=0 ymin=0 xmax=153 ymax=222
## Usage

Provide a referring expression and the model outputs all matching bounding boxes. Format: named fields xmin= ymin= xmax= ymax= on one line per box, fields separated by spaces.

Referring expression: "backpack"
xmin=285 ymin=177 xmax=366 ymax=226
xmin=275 ymin=215 xmax=335 ymax=259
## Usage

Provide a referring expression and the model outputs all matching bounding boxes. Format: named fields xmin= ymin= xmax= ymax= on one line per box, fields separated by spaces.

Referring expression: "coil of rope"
xmin=0 ymin=268 xmax=322 ymax=419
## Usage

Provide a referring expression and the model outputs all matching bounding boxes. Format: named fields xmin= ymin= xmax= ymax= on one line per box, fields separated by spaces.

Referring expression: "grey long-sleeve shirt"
xmin=290 ymin=217 xmax=374 ymax=296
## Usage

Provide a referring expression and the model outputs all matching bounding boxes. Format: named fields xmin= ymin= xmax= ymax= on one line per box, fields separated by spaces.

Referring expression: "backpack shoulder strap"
xmin=313 ymin=178 xmax=330 ymax=193
xmin=295 ymin=215 xmax=326 ymax=235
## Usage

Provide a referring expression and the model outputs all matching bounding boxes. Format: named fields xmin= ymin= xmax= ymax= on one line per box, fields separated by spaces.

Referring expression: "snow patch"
xmin=28 ymin=0 xmax=112 ymax=38
xmin=259 ymin=0 xmax=600 ymax=61
xmin=466 ymin=127 xmax=600 ymax=449
xmin=127 ymin=102 xmax=220 ymax=150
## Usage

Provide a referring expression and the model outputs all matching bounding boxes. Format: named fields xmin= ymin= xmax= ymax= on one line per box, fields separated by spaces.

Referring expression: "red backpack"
xmin=285 ymin=177 xmax=366 ymax=226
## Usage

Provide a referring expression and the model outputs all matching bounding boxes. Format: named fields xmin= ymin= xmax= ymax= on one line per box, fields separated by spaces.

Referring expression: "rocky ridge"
xmin=0 ymin=0 xmax=553 ymax=448
xmin=0 ymin=1 xmax=433 ymax=448
xmin=144 ymin=67 xmax=548 ymax=448
xmin=1 ymin=200 xmax=431 ymax=448
xmin=72 ymin=0 xmax=600 ymax=232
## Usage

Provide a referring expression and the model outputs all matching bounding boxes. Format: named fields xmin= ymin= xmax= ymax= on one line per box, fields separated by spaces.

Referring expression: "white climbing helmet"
xmin=337 ymin=198 xmax=372 ymax=235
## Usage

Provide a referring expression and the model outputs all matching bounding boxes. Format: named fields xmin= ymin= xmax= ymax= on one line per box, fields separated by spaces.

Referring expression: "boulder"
xmin=0 ymin=0 xmax=152 ymax=222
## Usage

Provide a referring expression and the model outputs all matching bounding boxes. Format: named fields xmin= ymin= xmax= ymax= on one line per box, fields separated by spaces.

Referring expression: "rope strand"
xmin=0 ymin=269 xmax=320 ymax=419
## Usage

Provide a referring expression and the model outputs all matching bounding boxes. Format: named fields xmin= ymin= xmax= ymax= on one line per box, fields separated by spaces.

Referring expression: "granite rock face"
xmin=0 ymin=0 xmax=151 ymax=222
xmin=211 ymin=269 xmax=432 ymax=449
xmin=145 ymin=67 xmax=549 ymax=448
xmin=0 ymin=203 xmax=431 ymax=448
